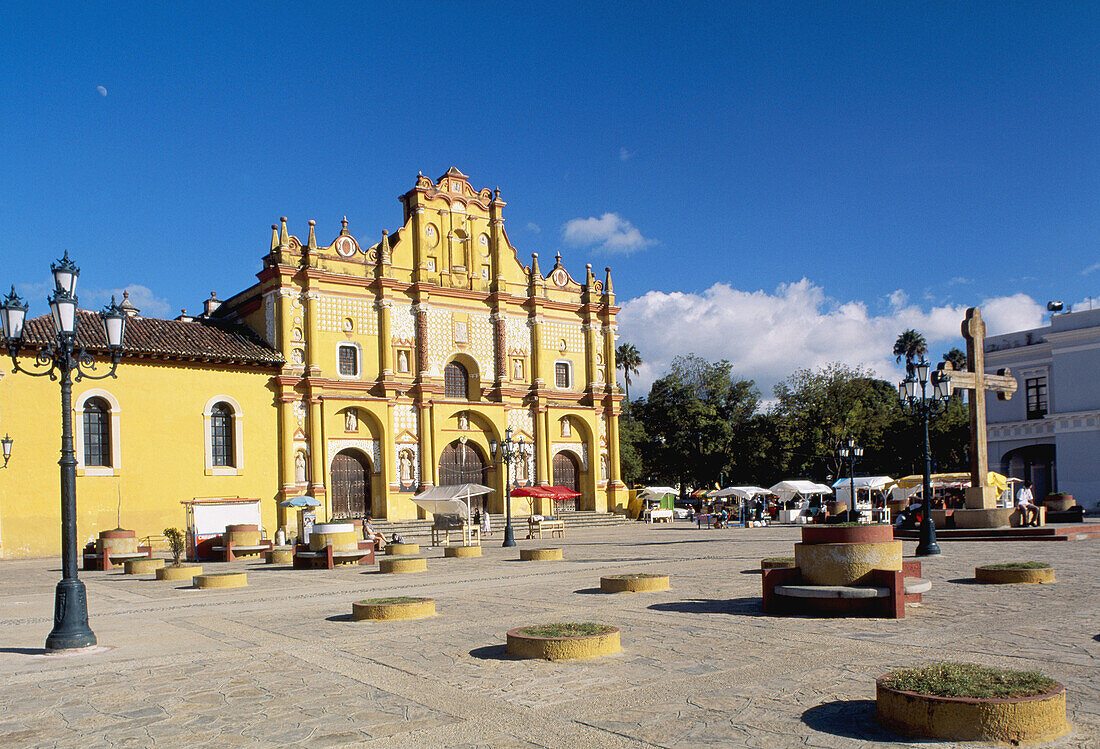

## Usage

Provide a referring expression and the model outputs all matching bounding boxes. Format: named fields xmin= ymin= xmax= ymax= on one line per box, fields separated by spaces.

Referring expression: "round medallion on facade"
xmin=552 ymin=268 xmax=568 ymax=287
xmin=559 ymin=338 xmax=568 ymax=353
xmin=478 ymin=233 xmax=489 ymax=247
xmin=335 ymin=235 xmax=357 ymax=257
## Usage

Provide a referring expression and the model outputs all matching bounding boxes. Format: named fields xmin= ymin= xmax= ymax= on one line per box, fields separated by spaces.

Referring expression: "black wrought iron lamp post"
xmin=1 ymin=252 xmax=127 ymax=652
xmin=899 ymin=360 xmax=950 ymax=557
xmin=838 ymin=438 xmax=863 ymax=521
xmin=489 ymin=428 xmax=529 ymax=548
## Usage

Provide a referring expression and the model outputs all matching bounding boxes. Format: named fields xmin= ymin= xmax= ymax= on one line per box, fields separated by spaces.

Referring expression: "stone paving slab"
xmin=1 ymin=523 xmax=1098 ymax=747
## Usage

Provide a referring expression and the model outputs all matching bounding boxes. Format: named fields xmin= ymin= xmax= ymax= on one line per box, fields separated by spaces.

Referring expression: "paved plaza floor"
xmin=1 ymin=522 xmax=1097 ymax=748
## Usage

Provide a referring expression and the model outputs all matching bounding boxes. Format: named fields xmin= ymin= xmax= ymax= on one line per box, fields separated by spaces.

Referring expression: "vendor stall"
xmin=180 ymin=497 xmax=263 ymax=561
xmin=410 ymin=483 xmax=492 ymax=546
xmin=831 ymin=476 xmax=894 ymax=522
xmin=768 ymin=480 xmax=833 ymax=523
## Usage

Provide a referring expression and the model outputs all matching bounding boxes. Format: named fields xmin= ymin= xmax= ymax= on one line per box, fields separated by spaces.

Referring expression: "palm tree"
xmin=615 ymin=343 xmax=642 ymax=402
xmin=942 ymin=346 xmax=967 ymax=371
xmin=893 ymin=329 xmax=928 ymax=375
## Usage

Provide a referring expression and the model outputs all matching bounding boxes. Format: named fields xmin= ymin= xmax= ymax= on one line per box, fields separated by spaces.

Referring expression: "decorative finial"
xmin=340 ymin=216 xmax=349 ymax=235
xmin=279 ymin=217 xmax=289 ymax=248
xmin=307 ymin=219 xmax=317 ymax=250
xmin=270 ymin=224 xmax=279 ymax=251
xmin=123 ymin=291 xmax=129 ymax=300
xmin=604 ymin=266 xmax=614 ymax=294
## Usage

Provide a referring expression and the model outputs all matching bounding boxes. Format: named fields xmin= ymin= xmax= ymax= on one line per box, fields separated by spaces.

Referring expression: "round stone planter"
xmin=1042 ymin=495 xmax=1075 ymax=512
xmin=156 ymin=564 xmax=202 ymax=581
xmin=975 ymin=564 xmax=1056 ymax=585
xmin=876 ymin=679 xmax=1069 ymax=744
xmin=506 ymin=624 xmax=621 ymax=661
xmin=379 ymin=557 xmax=427 ymax=574
xmin=520 ymin=548 xmax=563 ymax=561
xmin=600 ymin=574 xmax=669 ymax=593
xmin=123 ymin=557 xmax=164 ymax=575
xmin=386 ymin=543 xmax=420 ymax=556
xmin=309 ymin=523 xmax=357 ymax=552
xmin=352 ymin=597 xmax=436 ymax=621
xmin=444 ymin=545 xmax=482 ymax=558
xmin=794 ymin=540 xmax=902 ymax=586
xmin=98 ymin=528 xmax=138 ymax=555
xmin=194 ymin=572 xmax=247 ymax=589
xmin=225 ymin=523 xmax=260 ymax=547
xmin=266 ymin=546 xmax=294 ymax=564
xmin=761 ymin=557 xmax=796 ymax=570
xmin=800 ymin=524 xmax=895 ymax=545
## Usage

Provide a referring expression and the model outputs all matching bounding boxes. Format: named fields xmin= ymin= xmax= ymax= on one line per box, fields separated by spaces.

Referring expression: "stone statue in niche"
xmin=295 ymin=452 xmax=307 ymax=484
xmin=600 ymin=454 xmax=608 ymax=480
xmin=399 ymin=450 xmax=414 ymax=483
xmin=513 ymin=359 xmax=523 ymax=380
xmin=561 ymin=418 xmax=571 ymax=438
xmin=345 ymin=410 xmax=358 ymax=432
xmin=514 ymin=454 xmax=528 ymax=483
xmin=397 ymin=349 xmax=409 ymax=373
xmin=458 ymin=412 xmax=468 ymax=431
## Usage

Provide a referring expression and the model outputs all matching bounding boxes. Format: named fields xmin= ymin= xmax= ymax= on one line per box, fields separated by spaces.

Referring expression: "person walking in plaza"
xmin=1016 ymin=480 xmax=1041 ymax=527
xmin=481 ymin=503 xmax=492 ymax=537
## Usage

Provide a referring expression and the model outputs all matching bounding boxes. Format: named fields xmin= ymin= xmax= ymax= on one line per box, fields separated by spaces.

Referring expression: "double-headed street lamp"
xmin=489 ymin=428 xmax=530 ymax=548
xmin=1 ymin=252 xmax=128 ymax=652
xmin=838 ymin=438 xmax=863 ymax=521
xmin=899 ymin=359 xmax=950 ymax=557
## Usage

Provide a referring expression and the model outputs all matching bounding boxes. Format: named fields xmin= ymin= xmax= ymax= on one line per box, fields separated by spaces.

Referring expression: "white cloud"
xmin=562 ymin=213 xmax=654 ymax=254
xmin=89 ymin=285 xmax=172 ymax=317
xmin=616 ymin=279 xmax=1045 ymax=397
xmin=619 ymin=147 xmax=634 ymax=162
xmin=96 ymin=85 xmax=107 ymax=97
xmin=525 ymin=222 xmax=541 ymax=234
xmin=947 ymin=276 xmax=971 ymax=286
xmin=1082 ymin=262 xmax=1100 ymax=275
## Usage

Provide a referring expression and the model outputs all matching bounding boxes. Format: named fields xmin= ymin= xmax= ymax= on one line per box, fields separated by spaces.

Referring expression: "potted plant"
xmin=164 ymin=527 xmax=186 ymax=566
xmin=155 ymin=527 xmax=202 ymax=581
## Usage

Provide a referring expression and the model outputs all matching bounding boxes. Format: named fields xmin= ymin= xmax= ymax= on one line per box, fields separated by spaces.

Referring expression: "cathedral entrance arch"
xmin=331 ymin=449 xmax=372 ymax=519
xmin=552 ymin=452 xmax=581 ymax=512
xmin=438 ymin=440 xmax=488 ymax=487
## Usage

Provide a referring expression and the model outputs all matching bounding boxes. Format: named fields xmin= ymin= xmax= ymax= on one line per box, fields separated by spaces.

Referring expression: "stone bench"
xmin=292 ymin=541 xmax=375 ymax=570
xmin=762 ymin=561 xmax=926 ymax=619
xmin=82 ymin=545 xmax=153 ymax=572
xmin=210 ymin=540 xmax=274 ymax=563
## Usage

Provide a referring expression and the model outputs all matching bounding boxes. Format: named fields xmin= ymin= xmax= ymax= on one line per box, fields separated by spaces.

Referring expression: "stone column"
xmin=308 ymin=396 xmax=327 ymax=518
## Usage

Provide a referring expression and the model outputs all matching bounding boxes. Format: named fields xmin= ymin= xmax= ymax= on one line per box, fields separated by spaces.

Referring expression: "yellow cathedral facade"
xmin=0 ymin=168 xmax=627 ymax=558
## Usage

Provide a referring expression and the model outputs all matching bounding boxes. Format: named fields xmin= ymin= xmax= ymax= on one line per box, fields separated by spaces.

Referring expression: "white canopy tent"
xmin=714 ymin=486 xmax=770 ymax=500
xmin=636 ymin=486 xmax=678 ymax=504
xmin=831 ymin=476 xmax=894 ymax=507
xmin=409 ymin=483 xmax=493 ymax=524
xmin=768 ymin=480 xmax=834 ymax=504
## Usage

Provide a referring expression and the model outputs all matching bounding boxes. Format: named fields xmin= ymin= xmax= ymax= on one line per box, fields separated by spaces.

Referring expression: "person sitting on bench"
xmin=363 ymin=515 xmax=386 ymax=550
xmin=1016 ymin=481 xmax=1040 ymax=527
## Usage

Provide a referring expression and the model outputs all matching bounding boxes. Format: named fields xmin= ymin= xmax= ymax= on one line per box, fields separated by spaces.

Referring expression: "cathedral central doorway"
xmin=438 ymin=440 xmax=488 ymax=486
xmin=552 ymin=452 xmax=581 ymax=512
xmin=331 ymin=449 xmax=372 ymax=518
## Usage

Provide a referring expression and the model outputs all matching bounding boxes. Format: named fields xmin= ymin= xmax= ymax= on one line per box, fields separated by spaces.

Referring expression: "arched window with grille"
xmin=444 ymin=360 xmax=469 ymax=399
xmin=211 ymin=402 xmax=235 ymax=467
xmin=82 ymin=397 xmax=111 ymax=467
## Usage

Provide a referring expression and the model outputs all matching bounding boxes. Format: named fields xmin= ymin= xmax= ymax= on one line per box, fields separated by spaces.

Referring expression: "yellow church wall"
xmin=0 ymin=358 xmax=279 ymax=559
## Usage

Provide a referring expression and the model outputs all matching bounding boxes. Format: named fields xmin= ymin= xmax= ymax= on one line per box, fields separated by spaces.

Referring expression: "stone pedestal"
xmin=964 ymin=485 xmax=1000 ymax=510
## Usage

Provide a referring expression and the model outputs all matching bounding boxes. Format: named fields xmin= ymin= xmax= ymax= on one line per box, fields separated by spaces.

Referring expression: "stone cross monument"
xmin=937 ymin=307 xmax=1017 ymax=509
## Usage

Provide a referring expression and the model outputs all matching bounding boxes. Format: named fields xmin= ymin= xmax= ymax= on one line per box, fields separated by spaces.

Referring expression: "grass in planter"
xmin=608 ymin=573 xmax=665 ymax=579
xmin=518 ymin=623 xmax=613 ymax=638
xmin=359 ymin=596 xmax=430 ymax=604
xmin=762 ymin=557 xmax=795 ymax=563
xmin=981 ymin=561 xmax=1050 ymax=570
xmin=882 ymin=662 xmax=1056 ymax=699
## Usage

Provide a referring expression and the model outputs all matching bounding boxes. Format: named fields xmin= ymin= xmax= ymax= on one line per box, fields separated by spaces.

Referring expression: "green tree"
xmin=942 ymin=346 xmax=967 ymax=370
xmin=616 ymin=404 xmax=647 ymax=487
xmin=615 ymin=343 xmax=642 ymax=403
xmin=893 ymin=329 xmax=928 ymax=373
xmin=163 ymin=527 xmax=186 ymax=567
xmin=773 ymin=363 xmax=900 ymax=481
xmin=636 ymin=355 xmax=759 ymax=495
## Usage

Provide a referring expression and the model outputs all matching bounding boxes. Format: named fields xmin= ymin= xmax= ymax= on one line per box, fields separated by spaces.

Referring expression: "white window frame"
xmin=336 ymin=342 xmax=362 ymax=379
xmin=203 ymin=395 xmax=244 ymax=476
xmin=75 ymin=389 xmax=121 ymax=476
xmin=553 ymin=359 xmax=574 ymax=391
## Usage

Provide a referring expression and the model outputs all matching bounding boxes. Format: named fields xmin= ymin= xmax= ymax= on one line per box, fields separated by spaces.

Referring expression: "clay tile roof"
xmin=21 ymin=311 xmax=284 ymax=367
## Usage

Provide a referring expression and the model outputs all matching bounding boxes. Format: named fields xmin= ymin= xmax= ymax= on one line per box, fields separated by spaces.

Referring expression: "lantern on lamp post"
xmin=899 ymin=359 xmax=951 ymax=557
xmin=1 ymin=252 xmax=128 ymax=652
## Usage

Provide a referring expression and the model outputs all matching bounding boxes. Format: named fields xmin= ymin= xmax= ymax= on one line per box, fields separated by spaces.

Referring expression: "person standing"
xmin=1016 ymin=480 xmax=1040 ymax=527
xmin=481 ymin=503 xmax=492 ymax=537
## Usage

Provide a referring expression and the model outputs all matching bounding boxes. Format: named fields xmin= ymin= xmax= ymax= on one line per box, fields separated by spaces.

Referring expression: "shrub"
xmin=163 ymin=527 xmax=186 ymax=566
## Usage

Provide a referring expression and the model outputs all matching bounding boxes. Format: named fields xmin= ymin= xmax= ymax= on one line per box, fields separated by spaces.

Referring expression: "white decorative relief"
xmin=543 ymin=319 xmax=584 ymax=354
xmin=316 ymin=294 xmax=379 ymax=334
xmin=465 ymin=312 xmax=494 ymax=375
xmin=505 ymin=314 xmax=531 ymax=355
xmin=552 ymin=442 xmax=588 ymax=471
xmin=327 ymin=439 xmax=381 ymax=474
xmin=391 ymin=303 xmax=416 ymax=342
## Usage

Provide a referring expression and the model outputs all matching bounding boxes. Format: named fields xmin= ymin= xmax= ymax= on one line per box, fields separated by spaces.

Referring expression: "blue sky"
xmin=1 ymin=2 xmax=1097 ymax=394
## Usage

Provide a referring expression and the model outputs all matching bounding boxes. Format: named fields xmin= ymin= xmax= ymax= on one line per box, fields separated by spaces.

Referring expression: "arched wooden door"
xmin=331 ymin=449 xmax=372 ymax=518
xmin=438 ymin=441 xmax=487 ymax=486
xmin=552 ymin=452 xmax=581 ymax=512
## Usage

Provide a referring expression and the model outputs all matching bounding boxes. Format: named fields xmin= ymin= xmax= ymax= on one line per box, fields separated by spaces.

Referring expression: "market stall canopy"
xmin=410 ymin=483 xmax=493 ymax=522
xmin=886 ymin=472 xmax=1010 ymax=495
xmin=637 ymin=486 xmax=678 ymax=501
xmin=714 ymin=486 xmax=770 ymax=499
xmin=511 ymin=485 xmax=582 ymax=499
xmin=831 ymin=476 xmax=894 ymax=491
xmin=279 ymin=495 xmax=322 ymax=508
xmin=768 ymin=480 xmax=834 ymax=502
